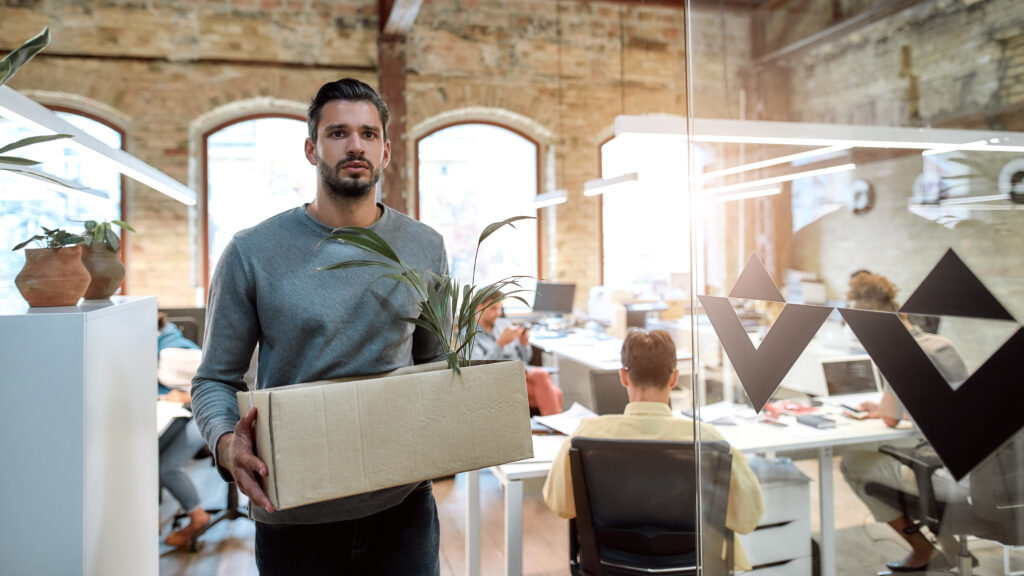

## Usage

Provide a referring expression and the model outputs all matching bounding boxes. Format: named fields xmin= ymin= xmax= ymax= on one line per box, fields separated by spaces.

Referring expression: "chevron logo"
xmin=840 ymin=250 xmax=1023 ymax=480
xmin=700 ymin=254 xmax=832 ymax=412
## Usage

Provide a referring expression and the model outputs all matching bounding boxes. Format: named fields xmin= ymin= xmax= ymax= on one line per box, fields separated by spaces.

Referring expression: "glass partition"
xmin=686 ymin=1 xmax=1024 ymax=575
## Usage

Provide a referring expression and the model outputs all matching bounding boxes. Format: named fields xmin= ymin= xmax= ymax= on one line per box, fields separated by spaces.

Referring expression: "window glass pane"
xmin=687 ymin=2 xmax=1024 ymax=574
xmin=206 ymin=117 xmax=316 ymax=279
xmin=417 ymin=123 xmax=539 ymax=304
xmin=0 ymin=112 xmax=122 ymax=302
xmin=600 ymin=132 xmax=694 ymax=293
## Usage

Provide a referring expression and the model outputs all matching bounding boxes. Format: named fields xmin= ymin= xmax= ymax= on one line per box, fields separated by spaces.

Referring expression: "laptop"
xmin=819 ymin=356 xmax=883 ymax=406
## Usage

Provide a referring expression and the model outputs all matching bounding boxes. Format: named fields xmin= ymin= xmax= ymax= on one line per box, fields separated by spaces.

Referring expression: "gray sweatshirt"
xmin=191 ymin=203 xmax=448 ymax=525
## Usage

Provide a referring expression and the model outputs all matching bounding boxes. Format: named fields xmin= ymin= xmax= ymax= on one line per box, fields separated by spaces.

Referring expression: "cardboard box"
xmin=236 ymin=360 xmax=534 ymax=511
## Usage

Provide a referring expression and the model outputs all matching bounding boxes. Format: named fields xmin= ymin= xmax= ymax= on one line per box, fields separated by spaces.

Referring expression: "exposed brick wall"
xmin=3 ymin=0 xmax=1020 ymax=330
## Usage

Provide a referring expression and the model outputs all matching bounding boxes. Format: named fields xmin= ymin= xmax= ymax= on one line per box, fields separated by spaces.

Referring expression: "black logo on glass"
xmin=703 ymin=250 xmax=1023 ymax=480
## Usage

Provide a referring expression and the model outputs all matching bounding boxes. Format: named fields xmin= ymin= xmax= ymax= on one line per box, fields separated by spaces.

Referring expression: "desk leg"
xmin=819 ymin=446 xmax=836 ymax=576
xmin=466 ymin=470 xmax=480 ymax=576
xmin=504 ymin=479 xmax=524 ymax=576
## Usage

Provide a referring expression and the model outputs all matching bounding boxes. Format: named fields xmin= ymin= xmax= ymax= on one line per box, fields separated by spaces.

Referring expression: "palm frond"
xmin=0 ymin=27 xmax=50 ymax=87
xmin=0 ymin=134 xmax=71 ymax=156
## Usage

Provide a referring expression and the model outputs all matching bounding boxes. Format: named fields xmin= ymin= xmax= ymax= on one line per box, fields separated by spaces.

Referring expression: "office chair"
xmin=864 ymin=434 xmax=1024 ymax=575
xmin=568 ymin=438 xmax=734 ymax=575
xmin=589 ymin=370 xmax=628 ymax=415
xmin=160 ymin=307 xmax=206 ymax=346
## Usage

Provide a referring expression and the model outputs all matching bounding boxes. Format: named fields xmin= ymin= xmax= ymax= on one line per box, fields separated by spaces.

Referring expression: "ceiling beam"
xmin=756 ymin=0 xmax=927 ymax=63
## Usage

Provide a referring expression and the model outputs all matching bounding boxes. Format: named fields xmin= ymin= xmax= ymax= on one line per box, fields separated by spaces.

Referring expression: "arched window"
xmin=599 ymin=130 xmax=696 ymax=293
xmin=417 ymin=123 xmax=540 ymax=301
xmin=0 ymin=108 xmax=125 ymax=301
xmin=203 ymin=115 xmax=315 ymax=288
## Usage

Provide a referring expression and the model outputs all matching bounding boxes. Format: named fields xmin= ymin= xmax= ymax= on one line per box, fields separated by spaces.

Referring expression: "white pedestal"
xmin=0 ymin=296 xmax=158 ymax=576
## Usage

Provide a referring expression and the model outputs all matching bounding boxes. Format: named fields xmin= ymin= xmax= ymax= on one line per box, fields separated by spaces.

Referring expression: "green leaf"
xmin=326 ymin=227 xmax=401 ymax=263
xmin=84 ymin=220 xmax=97 ymax=231
xmin=105 ymin=228 xmax=120 ymax=252
xmin=315 ymin=260 xmax=391 ymax=271
xmin=113 ymin=220 xmax=136 ymax=233
xmin=0 ymin=27 xmax=50 ymax=87
xmin=477 ymin=215 xmax=536 ymax=246
xmin=12 ymin=235 xmax=43 ymax=251
xmin=0 ymin=133 xmax=71 ymax=156
xmin=0 ymin=156 xmax=41 ymax=166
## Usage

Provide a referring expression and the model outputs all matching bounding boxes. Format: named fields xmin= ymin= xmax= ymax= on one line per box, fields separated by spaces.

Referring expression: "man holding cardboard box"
xmin=191 ymin=78 xmax=449 ymax=574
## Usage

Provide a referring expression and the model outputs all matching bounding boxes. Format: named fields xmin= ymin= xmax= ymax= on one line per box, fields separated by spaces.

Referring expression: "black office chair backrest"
xmin=589 ymin=370 xmax=628 ymax=415
xmin=160 ymin=307 xmax=207 ymax=347
xmin=569 ymin=437 xmax=733 ymax=575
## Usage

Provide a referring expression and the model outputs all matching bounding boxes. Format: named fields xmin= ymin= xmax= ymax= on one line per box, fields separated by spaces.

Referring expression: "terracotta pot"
xmin=14 ymin=245 xmax=91 ymax=307
xmin=81 ymin=244 xmax=125 ymax=300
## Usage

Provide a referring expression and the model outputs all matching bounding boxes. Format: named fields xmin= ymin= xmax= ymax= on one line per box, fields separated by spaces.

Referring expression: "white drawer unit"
xmin=739 ymin=457 xmax=812 ymax=575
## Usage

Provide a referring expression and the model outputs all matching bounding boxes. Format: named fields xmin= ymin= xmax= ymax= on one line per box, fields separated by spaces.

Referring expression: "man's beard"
xmin=318 ymin=154 xmax=381 ymax=200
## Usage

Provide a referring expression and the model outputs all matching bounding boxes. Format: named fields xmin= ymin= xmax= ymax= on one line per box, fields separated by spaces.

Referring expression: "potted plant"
xmin=79 ymin=219 xmax=135 ymax=299
xmin=320 ymin=216 xmax=534 ymax=372
xmin=12 ymin=227 xmax=91 ymax=307
xmin=1 ymin=27 xmax=72 ymax=178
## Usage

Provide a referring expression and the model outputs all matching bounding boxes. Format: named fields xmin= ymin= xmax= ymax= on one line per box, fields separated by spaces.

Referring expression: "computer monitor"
xmin=821 ymin=356 xmax=880 ymax=397
xmin=532 ymin=281 xmax=576 ymax=315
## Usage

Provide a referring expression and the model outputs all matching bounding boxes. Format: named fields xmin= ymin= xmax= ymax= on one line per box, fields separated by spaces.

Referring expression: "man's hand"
xmin=217 ymin=406 xmax=275 ymax=513
xmin=858 ymin=400 xmax=881 ymax=419
xmin=497 ymin=326 xmax=521 ymax=347
xmin=517 ymin=325 xmax=530 ymax=346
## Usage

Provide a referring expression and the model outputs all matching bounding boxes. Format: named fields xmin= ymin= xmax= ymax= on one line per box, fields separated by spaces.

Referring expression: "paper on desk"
xmin=513 ymin=434 xmax=569 ymax=464
xmin=157 ymin=400 xmax=191 ymax=435
xmin=534 ymin=402 xmax=597 ymax=436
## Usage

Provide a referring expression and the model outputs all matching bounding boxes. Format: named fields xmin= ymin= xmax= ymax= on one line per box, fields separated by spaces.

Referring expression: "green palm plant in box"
xmin=320 ymin=216 xmax=534 ymax=374
xmin=1 ymin=27 xmax=72 ymax=177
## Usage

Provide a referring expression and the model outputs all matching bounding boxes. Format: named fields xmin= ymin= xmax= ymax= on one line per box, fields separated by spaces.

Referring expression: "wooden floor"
xmin=159 ymin=456 xmax=1016 ymax=575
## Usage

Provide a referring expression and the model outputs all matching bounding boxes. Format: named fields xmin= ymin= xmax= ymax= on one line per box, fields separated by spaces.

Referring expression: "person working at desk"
xmin=157 ymin=312 xmax=211 ymax=547
xmin=191 ymin=78 xmax=448 ymax=574
xmin=542 ymin=329 xmax=764 ymax=570
xmin=839 ymin=272 xmax=969 ymax=573
xmin=473 ymin=292 xmax=564 ymax=415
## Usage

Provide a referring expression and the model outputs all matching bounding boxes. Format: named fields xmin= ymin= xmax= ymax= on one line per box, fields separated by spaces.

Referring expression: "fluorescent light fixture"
xmin=702 ymin=145 xmax=850 ymax=180
xmin=533 ymin=189 xmax=568 ymax=209
xmin=703 ymin=163 xmax=857 ymax=195
xmin=939 ymin=194 xmax=1010 ymax=205
xmin=614 ymin=114 xmax=686 ymax=136
xmin=921 ymin=140 xmax=989 ymax=156
xmin=584 ymin=172 xmax=639 ymax=197
xmin=691 ymin=118 xmax=1024 ymax=152
xmin=0 ymin=86 xmax=197 ymax=206
xmin=713 ymin=187 xmax=782 ymax=203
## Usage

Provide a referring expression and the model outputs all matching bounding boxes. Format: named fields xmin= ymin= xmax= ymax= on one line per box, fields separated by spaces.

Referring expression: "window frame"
xmin=201 ymin=112 xmax=306 ymax=291
xmin=413 ymin=120 xmax=544 ymax=279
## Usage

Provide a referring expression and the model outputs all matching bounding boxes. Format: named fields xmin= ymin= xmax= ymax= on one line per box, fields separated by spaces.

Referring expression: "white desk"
xmin=465 ymin=412 xmax=914 ymax=576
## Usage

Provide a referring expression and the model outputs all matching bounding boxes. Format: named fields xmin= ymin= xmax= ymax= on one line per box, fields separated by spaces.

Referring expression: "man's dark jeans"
xmin=255 ymin=481 xmax=440 ymax=575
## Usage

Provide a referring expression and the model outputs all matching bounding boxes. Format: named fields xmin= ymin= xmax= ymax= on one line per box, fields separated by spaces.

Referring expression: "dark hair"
xmin=847 ymin=272 xmax=899 ymax=312
xmin=620 ymin=329 xmax=677 ymax=389
xmin=307 ymin=78 xmax=390 ymax=143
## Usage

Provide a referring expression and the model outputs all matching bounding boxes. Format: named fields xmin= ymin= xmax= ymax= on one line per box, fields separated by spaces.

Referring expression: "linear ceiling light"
xmin=713 ymin=187 xmax=782 ymax=203
xmin=939 ymin=194 xmax=1010 ymax=205
xmin=702 ymin=145 xmax=851 ymax=180
xmin=533 ymin=189 xmax=569 ymax=209
xmin=0 ymin=86 xmax=197 ymax=206
xmin=702 ymin=163 xmax=856 ymax=195
xmin=583 ymin=172 xmax=639 ymax=197
xmin=691 ymin=118 xmax=1024 ymax=152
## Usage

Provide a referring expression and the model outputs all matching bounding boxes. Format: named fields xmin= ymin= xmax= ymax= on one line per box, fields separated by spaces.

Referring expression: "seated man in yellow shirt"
xmin=542 ymin=328 xmax=765 ymax=570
